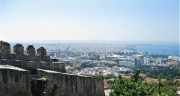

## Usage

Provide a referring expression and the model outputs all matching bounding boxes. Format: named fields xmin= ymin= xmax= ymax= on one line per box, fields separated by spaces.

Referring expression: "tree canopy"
xmin=110 ymin=69 xmax=155 ymax=96
xmin=109 ymin=69 xmax=179 ymax=96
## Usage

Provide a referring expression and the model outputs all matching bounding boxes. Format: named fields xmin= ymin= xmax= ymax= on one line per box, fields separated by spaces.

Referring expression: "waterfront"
xmin=133 ymin=43 xmax=180 ymax=56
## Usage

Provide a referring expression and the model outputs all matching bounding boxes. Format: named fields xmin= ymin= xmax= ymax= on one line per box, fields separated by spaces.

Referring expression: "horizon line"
xmin=1 ymin=40 xmax=179 ymax=43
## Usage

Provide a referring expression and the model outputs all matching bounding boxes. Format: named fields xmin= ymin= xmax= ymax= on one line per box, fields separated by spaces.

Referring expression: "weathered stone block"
xmin=37 ymin=69 xmax=105 ymax=96
xmin=0 ymin=41 xmax=11 ymax=55
xmin=0 ymin=65 xmax=32 ymax=96
xmin=26 ymin=45 xmax=35 ymax=56
xmin=37 ymin=47 xmax=46 ymax=59
xmin=13 ymin=43 xmax=24 ymax=56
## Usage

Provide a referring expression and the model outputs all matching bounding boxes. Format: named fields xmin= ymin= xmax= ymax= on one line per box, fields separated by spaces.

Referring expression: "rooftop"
xmin=166 ymin=62 xmax=179 ymax=65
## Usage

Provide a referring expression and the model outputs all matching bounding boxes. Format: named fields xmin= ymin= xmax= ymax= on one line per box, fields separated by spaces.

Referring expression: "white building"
xmin=168 ymin=56 xmax=173 ymax=60
xmin=119 ymin=61 xmax=134 ymax=67
xmin=135 ymin=58 xmax=144 ymax=67
xmin=100 ymin=52 xmax=107 ymax=59
xmin=84 ymin=52 xmax=90 ymax=57
xmin=144 ymin=57 xmax=150 ymax=64
xmin=168 ymin=56 xmax=180 ymax=61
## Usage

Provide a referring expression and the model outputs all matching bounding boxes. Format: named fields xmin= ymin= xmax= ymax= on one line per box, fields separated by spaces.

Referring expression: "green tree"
xmin=104 ymin=75 xmax=116 ymax=79
xmin=131 ymin=69 xmax=141 ymax=82
xmin=153 ymin=79 xmax=178 ymax=95
xmin=110 ymin=69 xmax=155 ymax=96
xmin=158 ymin=74 xmax=163 ymax=95
xmin=146 ymin=72 xmax=152 ymax=78
xmin=160 ymin=86 xmax=178 ymax=96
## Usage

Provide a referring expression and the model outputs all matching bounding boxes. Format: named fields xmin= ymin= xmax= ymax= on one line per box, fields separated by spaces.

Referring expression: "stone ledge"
xmin=0 ymin=65 xmax=27 ymax=71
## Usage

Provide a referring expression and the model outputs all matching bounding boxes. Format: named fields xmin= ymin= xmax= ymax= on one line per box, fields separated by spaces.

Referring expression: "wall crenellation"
xmin=13 ymin=43 xmax=24 ymax=56
xmin=37 ymin=47 xmax=46 ymax=59
xmin=0 ymin=41 xmax=105 ymax=96
xmin=0 ymin=41 xmax=66 ymax=72
xmin=0 ymin=41 xmax=50 ymax=61
xmin=0 ymin=41 xmax=11 ymax=55
xmin=26 ymin=45 xmax=36 ymax=56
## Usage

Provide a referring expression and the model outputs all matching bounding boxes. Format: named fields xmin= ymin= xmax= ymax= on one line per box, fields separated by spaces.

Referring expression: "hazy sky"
xmin=0 ymin=0 xmax=179 ymax=42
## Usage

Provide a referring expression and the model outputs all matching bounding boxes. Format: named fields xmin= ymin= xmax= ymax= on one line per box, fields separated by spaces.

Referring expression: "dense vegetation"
xmin=109 ymin=69 xmax=179 ymax=96
xmin=157 ymin=80 xmax=179 ymax=96
xmin=142 ymin=65 xmax=180 ymax=79
xmin=110 ymin=69 xmax=155 ymax=96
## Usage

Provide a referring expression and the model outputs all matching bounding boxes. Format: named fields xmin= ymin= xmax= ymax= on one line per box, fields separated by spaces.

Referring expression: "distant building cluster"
xmin=67 ymin=66 xmax=132 ymax=76
xmin=9 ymin=41 xmax=179 ymax=77
xmin=168 ymin=56 xmax=180 ymax=61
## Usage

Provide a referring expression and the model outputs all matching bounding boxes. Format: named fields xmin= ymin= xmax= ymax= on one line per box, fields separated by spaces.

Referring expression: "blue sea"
xmin=133 ymin=42 xmax=180 ymax=56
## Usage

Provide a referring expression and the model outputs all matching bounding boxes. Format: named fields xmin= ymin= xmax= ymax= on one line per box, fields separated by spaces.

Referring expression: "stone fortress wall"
xmin=0 ymin=40 xmax=66 ymax=73
xmin=32 ymin=69 xmax=104 ymax=96
xmin=0 ymin=41 xmax=105 ymax=96
xmin=0 ymin=65 xmax=31 ymax=96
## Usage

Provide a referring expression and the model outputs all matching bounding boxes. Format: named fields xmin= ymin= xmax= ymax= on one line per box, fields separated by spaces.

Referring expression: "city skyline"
xmin=0 ymin=0 xmax=179 ymax=42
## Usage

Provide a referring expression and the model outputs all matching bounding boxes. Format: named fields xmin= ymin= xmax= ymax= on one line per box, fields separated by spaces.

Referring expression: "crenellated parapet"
xmin=0 ymin=41 xmax=50 ymax=61
xmin=0 ymin=41 xmax=65 ymax=72
xmin=0 ymin=40 xmax=11 ymax=55
xmin=13 ymin=43 xmax=24 ymax=56
xmin=26 ymin=45 xmax=35 ymax=56
xmin=37 ymin=47 xmax=46 ymax=59
xmin=0 ymin=41 xmax=105 ymax=96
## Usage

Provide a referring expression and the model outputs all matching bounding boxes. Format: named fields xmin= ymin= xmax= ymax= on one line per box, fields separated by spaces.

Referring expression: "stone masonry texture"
xmin=0 ymin=41 xmax=105 ymax=96
xmin=0 ymin=65 xmax=31 ymax=96
xmin=37 ymin=69 xmax=105 ymax=96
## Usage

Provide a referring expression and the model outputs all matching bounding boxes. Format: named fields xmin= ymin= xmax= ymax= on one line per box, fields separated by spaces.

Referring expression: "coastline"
xmin=132 ymin=43 xmax=180 ymax=56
